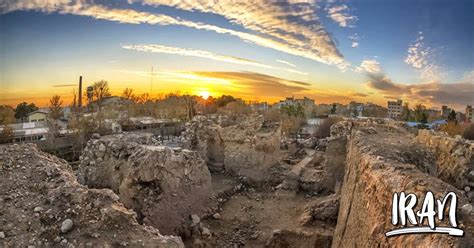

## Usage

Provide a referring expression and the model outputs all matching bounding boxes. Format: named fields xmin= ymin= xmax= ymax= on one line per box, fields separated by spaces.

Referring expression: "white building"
xmin=387 ymin=100 xmax=403 ymax=119
xmin=26 ymin=109 xmax=50 ymax=122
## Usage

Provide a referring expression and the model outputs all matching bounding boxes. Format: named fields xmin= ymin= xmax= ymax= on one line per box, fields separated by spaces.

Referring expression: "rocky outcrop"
xmin=78 ymin=133 xmax=213 ymax=235
xmin=182 ymin=115 xmax=281 ymax=185
xmin=416 ymin=129 xmax=474 ymax=190
xmin=0 ymin=144 xmax=184 ymax=247
xmin=332 ymin=122 xmax=473 ymax=247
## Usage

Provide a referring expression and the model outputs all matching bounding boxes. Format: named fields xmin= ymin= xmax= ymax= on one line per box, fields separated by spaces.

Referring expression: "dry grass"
xmin=439 ymin=122 xmax=465 ymax=137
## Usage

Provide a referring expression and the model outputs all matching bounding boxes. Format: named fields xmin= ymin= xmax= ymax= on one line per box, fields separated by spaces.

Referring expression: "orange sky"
xmin=0 ymin=70 xmax=384 ymax=108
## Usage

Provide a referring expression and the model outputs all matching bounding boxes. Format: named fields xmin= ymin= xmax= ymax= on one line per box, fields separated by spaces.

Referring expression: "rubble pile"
xmin=78 ymin=133 xmax=213 ymax=235
xmin=0 ymin=144 xmax=184 ymax=247
xmin=416 ymin=129 xmax=474 ymax=192
xmin=279 ymin=150 xmax=334 ymax=194
xmin=299 ymin=194 xmax=339 ymax=226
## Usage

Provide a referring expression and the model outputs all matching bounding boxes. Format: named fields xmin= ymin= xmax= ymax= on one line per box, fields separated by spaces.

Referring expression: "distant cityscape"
xmin=1 ymin=75 xmax=473 ymax=147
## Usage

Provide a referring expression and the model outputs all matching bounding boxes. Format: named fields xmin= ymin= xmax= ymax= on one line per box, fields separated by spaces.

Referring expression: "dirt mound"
xmin=0 ymin=144 xmax=183 ymax=247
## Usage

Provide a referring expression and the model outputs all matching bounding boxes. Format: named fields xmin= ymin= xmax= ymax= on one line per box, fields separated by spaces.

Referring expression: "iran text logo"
xmin=385 ymin=191 xmax=464 ymax=237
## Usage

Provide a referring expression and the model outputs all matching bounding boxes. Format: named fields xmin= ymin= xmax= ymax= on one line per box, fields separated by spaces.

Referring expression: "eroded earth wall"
xmin=332 ymin=121 xmax=473 ymax=248
xmin=182 ymin=115 xmax=281 ymax=185
xmin=416 ymin=129 xmax=474 ymax=190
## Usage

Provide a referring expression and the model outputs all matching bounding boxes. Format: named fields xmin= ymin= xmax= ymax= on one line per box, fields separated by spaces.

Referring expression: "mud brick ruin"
xmin=1 ymin=116 xmax=473 ymax=247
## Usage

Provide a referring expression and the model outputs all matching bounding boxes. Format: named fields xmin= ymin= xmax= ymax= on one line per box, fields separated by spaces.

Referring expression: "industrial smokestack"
xmin=78 ymin=76 xmax=83 ymax=108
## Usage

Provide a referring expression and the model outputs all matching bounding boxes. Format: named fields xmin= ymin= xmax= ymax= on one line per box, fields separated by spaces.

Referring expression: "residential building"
xmin=387 ymin=100 xmax=403 ymax=119
xmin=426 ymin=108 xmax=441 ymax=120
xmin=27 ymin=109 xmax=50 ymax=122
xmin=295 ymin=97 xmax=315 ymax=109
xmin=442 ymin=105 xmax=451 ymax=118
xmin=275 ymin=97 xmax=296 ymax=108
xmin=466 ymin=105 xmax=473 ymax=122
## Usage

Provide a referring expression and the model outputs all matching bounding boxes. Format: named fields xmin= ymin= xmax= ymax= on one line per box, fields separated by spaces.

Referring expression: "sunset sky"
xmin=0 ymin=0 xmax=473 ymax=109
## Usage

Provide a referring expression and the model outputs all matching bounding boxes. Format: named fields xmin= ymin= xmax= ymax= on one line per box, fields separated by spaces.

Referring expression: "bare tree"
xmin=122 ymin=88 xmax=135 ymax=100
xmin=47 ymin=95 xmax=64 ymax=147
xmin=71 ymin=89 xmax=78 ymax=113
xmin=49 ymin=95 xmax=63 ymax=120
xmin=93 ymin=80 xmax=111 ymax=112
xmin=182 ymin=95 xmax=197 ymax=121
xmin=137 ymin=93 xmax=151 ymax=104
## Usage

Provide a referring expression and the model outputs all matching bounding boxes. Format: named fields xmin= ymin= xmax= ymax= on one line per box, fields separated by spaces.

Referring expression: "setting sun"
xmin=199 ymin=91 xmax=211 ymax=100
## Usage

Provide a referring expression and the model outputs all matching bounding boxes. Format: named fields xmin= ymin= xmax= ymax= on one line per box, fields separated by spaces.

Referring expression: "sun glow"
xmin=199 ymin=91 xmax=211 ymax=100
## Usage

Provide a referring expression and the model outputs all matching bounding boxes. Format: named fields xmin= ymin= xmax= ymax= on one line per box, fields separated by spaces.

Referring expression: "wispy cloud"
xmin=404 ymin=32 xmax=444 ymax=81
xmin=129 ymin=0 xmax=346 ymax=67
xmin=1 ymin=0 xmax=346 ymax=68
xmin=276 ymin=59 xmax=297 ymax=67
xmin=122 ymin=44 xmax=308 ymax=75
xmin=356 ymin=59 xmax=382 ymax=74
xmin=405 ymin=33 xmax=428 ymax=69
xmin=348 ymin=34 xmax=359 ymax=48
xmin=326 ymin=4 xmax=358 ymax=28
xmin=122 ymin=44 xmax=274 ymax=69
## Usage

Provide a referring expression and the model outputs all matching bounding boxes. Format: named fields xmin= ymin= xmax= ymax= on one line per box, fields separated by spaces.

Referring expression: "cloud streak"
xmin=122 ymin=44 xmax=308 ymax=75
xmin=326 ymin=4 xmax=358 ymax=28
xmin=122 ymin=44 xmax=274 ymax=69
xmin=1 ymin=0 xmax=346 ymax=68
xmin=276 ymin=59 xmax=297 ymax=67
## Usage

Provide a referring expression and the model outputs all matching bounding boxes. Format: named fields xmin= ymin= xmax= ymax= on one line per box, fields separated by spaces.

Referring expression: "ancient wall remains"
xmin=332 ymin=122 xmax=473 ymax=247
xmin=78 ymin=133 xmax=213 ymax=235
xmin=416 ymin=129 xmax=474 ymax=190
xmin=181 ymin=115 xmax=281 ymax=185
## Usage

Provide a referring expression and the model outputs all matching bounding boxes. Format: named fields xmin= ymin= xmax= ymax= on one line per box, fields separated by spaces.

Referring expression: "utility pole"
xmin=78 ymin=76 xmax=83 ymax=109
